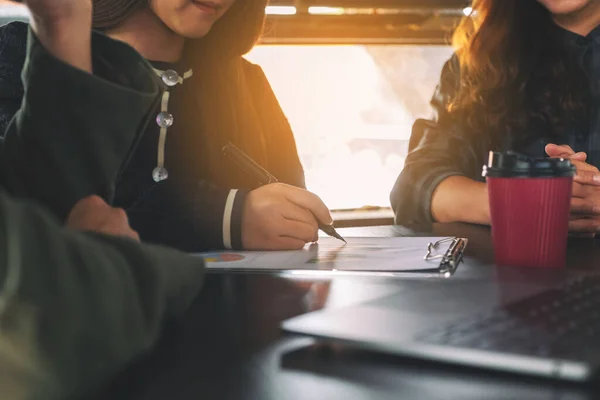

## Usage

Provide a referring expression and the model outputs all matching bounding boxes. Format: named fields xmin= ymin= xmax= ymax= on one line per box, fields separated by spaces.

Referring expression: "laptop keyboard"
xmin=418 ymin=276 xmax=600 ymax=360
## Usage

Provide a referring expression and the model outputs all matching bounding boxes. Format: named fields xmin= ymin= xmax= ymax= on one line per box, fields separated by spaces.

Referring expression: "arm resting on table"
xmin=431 ymin=175 xmax=490 ymax=224
xmin=391 ymin=54 xmax=490 ymax=225
xmin=0 ymin=190 xmax=205 ymax=400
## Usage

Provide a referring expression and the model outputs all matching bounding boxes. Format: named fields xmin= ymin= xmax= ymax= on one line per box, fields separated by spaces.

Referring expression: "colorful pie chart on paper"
xmin=202 ymin=253 xmax=246 ymax=263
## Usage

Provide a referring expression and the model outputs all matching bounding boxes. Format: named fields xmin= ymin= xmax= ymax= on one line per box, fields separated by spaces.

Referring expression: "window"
xmin=245 ymin=44 xmax=453 ymax=210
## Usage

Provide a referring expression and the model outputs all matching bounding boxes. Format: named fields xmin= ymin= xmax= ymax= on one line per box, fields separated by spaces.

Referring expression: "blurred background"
xmin=246 ymin=1 xmax=468 ymax=220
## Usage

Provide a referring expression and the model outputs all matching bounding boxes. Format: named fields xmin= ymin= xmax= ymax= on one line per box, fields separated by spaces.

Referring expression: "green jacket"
xmin=0 ymin=29 xmax=205 ymax=400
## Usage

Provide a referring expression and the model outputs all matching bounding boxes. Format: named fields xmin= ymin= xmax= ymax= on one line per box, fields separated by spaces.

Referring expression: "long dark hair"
xmin=92 ymin=0 xmax=273 ymax=185
xmin=449 ymin=0 xmax=590 ymax=148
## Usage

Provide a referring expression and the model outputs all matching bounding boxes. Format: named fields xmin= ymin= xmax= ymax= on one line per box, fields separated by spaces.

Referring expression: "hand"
xmin=242 ymin=183 xmax=333 ymax=250
xmin=23 ymin=0 xmax=91 ymax=24
xmin=546 ymin=143 xmax=600 ymax=233
xmin=23 ymin=0 xmax=92 ymax=73
xmin=545 ymin=143 xmax=587 ymax=161
xmin=66 ymin=195 xmax=140 ymax=242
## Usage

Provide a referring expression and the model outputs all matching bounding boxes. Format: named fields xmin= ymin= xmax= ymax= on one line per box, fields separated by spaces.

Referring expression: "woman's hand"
xmin=23 ymin=0 xmax=93 ymax=73
xmin=546 ymin=143 xmax=600 ymax=233
xmin=241 ymin=183 xmax=333 ymax=250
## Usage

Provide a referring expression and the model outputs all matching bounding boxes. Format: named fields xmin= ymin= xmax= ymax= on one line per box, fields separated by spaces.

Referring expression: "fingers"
xmin=570 ymin=232 xmax=596 ymax=239
xmin=67 ymin=195 xmax=109 ymax=227
xmin=113 ymin=207 xmax=129 ymax=223
xmin=67 ymin=195 xmax=139 ymax=241
xmin=574 ymin=169 xmax=600 ymax=186
xmin=569 ymin=218 xmax=600 ymax=233
xmin=268 ymin=236 xmax=307 ymax=251
xmin=546 ymin=144 xmax=587 ymax=161
xmin=571 ymin=198 xmax=599 ymax=215
xmin=242 ymin=234 xmax=307 ymax=250
xmin=570 ymin=159 xmax=599 ymax=173
xmin=279 ymin=203 xmax=319 ymax=229
xmin=546 ymin=143 xmax=575 ymax=158
xmin=572 ymin=182 xmax=595 ymax=199
xmin=572 ymin=152 xmax=588 ymax=161
xmin=283 ymin=186 xmax=333 ymax=225
xmin=108 ymin=208 xmax=140 ymax=241
xmin=128 ymin=230 xmax=141 ymax=242
xmin=77 ymin=194 xmax=109 ymax=209
xmin=280 ymin=219 xmax=318 ymax=243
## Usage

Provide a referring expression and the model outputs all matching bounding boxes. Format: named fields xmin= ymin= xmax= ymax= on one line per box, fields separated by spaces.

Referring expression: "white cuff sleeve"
xmin=222 ymin=189 xmax=239 ymax=249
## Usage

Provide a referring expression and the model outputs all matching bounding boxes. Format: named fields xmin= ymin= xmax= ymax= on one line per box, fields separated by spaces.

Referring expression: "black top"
xmin=0 ymin=21 xmax=306 ymax=252
xmin=391 ymin=24 xmax=600 ymax=225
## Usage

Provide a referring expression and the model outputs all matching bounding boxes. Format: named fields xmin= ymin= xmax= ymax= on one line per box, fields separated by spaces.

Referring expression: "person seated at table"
xmin=391 ymin=0 xmax=600 ymax=234
xmin=0 ymin=1 xmax=206 ymax=398
xmin=0 ymin=0 xmax=332 ymax=253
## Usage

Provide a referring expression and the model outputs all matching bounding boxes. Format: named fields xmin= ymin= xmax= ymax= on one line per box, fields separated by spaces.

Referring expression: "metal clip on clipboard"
xmin=424 ymin=237 xmax=469 ymax=276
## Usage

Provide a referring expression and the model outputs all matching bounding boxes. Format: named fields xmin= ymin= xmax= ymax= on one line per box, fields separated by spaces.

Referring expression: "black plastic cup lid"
xmin=482 ymin=151 xmax=576 ymax=178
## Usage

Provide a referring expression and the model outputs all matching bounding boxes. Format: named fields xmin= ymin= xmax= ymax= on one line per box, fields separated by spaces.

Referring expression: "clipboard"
xmin=197 ymin=236 xmax=468 ymax=279
xmin=422 ymin=237 xmax=469 ymax=277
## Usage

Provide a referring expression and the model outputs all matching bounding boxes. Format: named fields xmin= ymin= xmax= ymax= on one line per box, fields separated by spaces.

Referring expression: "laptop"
xmin=282 ymin=274 xmax=600 ymax=382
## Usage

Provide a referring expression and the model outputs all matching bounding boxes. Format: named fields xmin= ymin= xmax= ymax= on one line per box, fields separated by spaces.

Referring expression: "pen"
xmin=222 ymin=142 xmax=346 ymax=243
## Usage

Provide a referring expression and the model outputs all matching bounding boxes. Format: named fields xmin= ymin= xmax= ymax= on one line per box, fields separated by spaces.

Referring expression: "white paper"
xmin=194 ymin=237 xmax=455 ymax=273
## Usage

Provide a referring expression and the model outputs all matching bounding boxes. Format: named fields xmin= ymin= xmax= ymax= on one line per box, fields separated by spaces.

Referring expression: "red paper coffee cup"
xmin=483 ymin=151 xmax=575 ymax=268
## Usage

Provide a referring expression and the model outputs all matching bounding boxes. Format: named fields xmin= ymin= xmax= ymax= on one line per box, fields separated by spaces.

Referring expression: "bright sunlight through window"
xmin=245 ymin=45 xmax=453 ymax=210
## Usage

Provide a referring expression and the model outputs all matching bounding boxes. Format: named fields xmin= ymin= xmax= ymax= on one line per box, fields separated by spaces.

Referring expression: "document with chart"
xmin=195 ymin=236 xmax=467 ymax=277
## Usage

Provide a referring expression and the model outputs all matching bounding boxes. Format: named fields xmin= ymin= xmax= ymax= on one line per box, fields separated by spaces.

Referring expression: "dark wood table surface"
xmin=96 ymin=223 xmax=600 ymax=400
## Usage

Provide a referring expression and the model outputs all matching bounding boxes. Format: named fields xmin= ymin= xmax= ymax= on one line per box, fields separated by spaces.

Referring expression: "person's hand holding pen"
xmin=242 ymin=183 xmax=333 ymax=250
xmin=546 ymin=143 xmax=600 ymax=234
xmin=223 ymin=142 xmax=345 ymax=250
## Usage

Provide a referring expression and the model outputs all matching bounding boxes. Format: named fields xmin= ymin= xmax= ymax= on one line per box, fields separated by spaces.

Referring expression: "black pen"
xmin=222 ymin=142 xmax=346 ymax=243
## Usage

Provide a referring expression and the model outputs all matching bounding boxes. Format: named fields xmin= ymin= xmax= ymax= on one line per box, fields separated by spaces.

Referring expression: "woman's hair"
xmin=92 ymin=0 xmax=274 ymax=185
xmin=449 ymin=0 xmax=590 ymax=148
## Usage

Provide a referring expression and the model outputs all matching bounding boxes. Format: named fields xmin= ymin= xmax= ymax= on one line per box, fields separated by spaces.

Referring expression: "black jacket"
xmin=0 ymin=21 xmax=305 ymax=252
xmin=391 ymin=26 xmax=600 ymax=225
